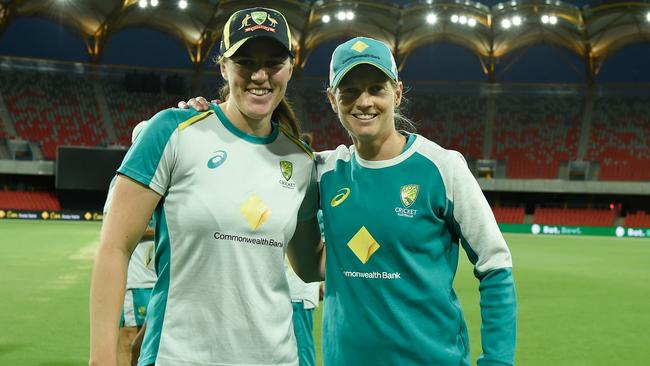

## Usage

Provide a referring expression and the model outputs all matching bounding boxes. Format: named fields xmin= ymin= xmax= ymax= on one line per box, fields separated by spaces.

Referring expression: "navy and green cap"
xmin=329 ymin=36 xmax=399 ymax=90
xmin=219 ymin=7 xmax=293 ymax=59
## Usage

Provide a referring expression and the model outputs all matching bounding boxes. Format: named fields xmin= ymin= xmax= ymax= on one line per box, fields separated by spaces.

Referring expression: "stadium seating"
xmin=102 ymin=79 xmax=180 ymax=146
xmin=533 ymin=208 xmax=616 ymax=226
xmin=493 ymin=95 xmax=582 ymax=179
xmin=298 ymin=88 xmax=349 ymax=151
xmin=1 ymin=67 xmax=648 ymax=186
xmin=624 ymin=211 xmax=650 ymax=228
xmin=492 ymin=206 xmax=525 ymax=224
xmin=0 ymin=70 xmax=105 ymax=159
xmin=586 ymin=97 xmax=650 ymax=181
xmin=409 ymin=94 xmax=485 ymax=160
xmin=0 ymin=190 xmax=61 ymax=211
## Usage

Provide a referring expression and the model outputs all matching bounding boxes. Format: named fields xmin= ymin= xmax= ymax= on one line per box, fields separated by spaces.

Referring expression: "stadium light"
xmin=138 ymin=0 xmax=147 ymax=8
xmin=346 ymin=11 xmax=355 ymax=21
xmin=512 ymin=15 xmax=522 ymax=26
xmin=501 ymin=18 xmax=512 ymax=29
xmin=451 ymin=14 xmax=459 ymax=23
xmin=426 ymin=13 xmax=438 ymax=25
xmin=459 ymin=15 xmax=468 ymax=25
xmin=150 ymin=0 xmax=159 ymax=7
xmin=322 ymin=14 xmax=331 ymax=23
xmin=541 ymin=15 xmax=549 ymax=24
xmin=336 ymin=11 xmax=346 ymax=21
xmin=178 ymin=0 xmax=187 ymax=10
xmin=549 ymin=15 xmax=558 ymax=25
xmin=646 ymin=12 xmax=650 ymax=22
xmin=468 ymin=18 xmax=477 ymax=27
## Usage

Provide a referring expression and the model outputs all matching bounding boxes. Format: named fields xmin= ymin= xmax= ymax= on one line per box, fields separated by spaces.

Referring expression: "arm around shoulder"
xmin=287 ymin=215 xmax=325 ymax=283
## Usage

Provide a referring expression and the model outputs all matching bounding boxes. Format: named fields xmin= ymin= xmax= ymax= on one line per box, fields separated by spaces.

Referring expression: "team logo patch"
xmin=241 ymin=11 xmax=278 ymax=33
xmin=347 ymin=226 xmax=380 ymax=264
xmin=280 ymin=160 xmax=293 ymax=181
xmin=330 ymin=188 xmax=351 ymax=207
xmin=351 ymin=40 xmax=369 ymax=53
xmin=251 ymin=11 xmax=267 ymax=25
xmin=400 ymin=184 xmax=419 ymax=208
xmin=138 ymin=306 xmax=146 ymax=316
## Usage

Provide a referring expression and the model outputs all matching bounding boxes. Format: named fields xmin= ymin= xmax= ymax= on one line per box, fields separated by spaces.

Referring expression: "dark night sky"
xmin=0 ymin=1 xmax=648 ymax=83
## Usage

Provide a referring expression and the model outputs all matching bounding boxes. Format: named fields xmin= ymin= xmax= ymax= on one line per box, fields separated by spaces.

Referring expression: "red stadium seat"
xmin=0 ymin=190 xmax=61 ymax=211
xmin=533 ymin=208 xmax=616 ymax=227
xmin=492 ymin=207 xmax=525 ymax=224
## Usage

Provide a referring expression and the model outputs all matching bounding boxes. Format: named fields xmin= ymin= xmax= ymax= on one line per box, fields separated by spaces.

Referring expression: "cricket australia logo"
xmin=395 ymin=184 xmax=419 ymax=218
xmin=251 ymin=11 xmax=267 ymax=25
xmin=241 ymin=11 xmax=278 ymax=33
xmin=280 ymin=161 xmax=293 ymax=180
xmin=279 ymin=160 xmax=296 ymax=189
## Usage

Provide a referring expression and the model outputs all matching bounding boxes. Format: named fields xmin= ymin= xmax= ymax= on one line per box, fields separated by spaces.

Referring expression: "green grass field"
xmin=1 ymin=220 xmax=649 ymax=365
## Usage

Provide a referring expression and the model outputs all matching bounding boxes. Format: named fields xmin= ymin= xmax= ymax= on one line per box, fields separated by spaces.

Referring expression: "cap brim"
xmin=221 ymin=36 xmax=293 ymax=59
xmin=330 ymin=60 xmax=397 ymax=90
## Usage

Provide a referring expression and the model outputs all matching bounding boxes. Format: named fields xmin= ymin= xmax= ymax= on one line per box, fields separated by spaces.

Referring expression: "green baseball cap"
xmin=329 ymin=37 xmax=399 ymax=90
xmin=219 ymin=7 xmax=293 ymax=59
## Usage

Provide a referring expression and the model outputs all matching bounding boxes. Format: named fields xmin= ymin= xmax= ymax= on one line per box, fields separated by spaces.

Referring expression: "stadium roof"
xmin=0 ymin=0 xmax=649 ymax=81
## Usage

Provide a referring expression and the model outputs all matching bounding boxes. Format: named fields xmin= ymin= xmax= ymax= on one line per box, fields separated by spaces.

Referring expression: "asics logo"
xmin=207 ymin=150 xmax=227 ymax=169
xmin=330 ymin=188 xmax=351 ymax=207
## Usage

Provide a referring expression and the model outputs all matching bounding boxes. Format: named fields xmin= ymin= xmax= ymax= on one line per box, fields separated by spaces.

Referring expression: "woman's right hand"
xmin=177 ymin=96 xmax=213 ymax=111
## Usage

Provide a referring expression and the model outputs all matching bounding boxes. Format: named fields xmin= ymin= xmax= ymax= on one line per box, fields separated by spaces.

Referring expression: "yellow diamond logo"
xmin=240 ymin=193 xmax=271 ymax=231
xmin=351 ymin=40 xmax=369 ymax=53
xmin=347 ymin=226 xmax=380 ymax=264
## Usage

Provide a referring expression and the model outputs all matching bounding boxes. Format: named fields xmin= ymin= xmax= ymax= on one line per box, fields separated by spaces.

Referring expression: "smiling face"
xmin=220 ymin=37 xmax=293 ymax=127
xmin=328 ymin=64 xmax=403 ymax=144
